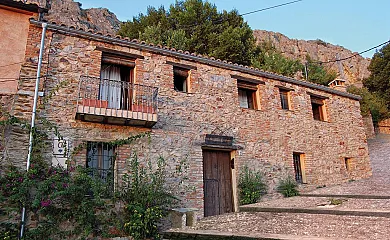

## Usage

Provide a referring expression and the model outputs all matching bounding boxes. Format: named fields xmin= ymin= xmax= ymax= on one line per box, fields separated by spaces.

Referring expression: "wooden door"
xmin=203 ymin=150 xmax=233 ymax=217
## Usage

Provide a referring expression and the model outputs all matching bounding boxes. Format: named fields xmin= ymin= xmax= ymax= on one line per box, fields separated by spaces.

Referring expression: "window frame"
xmin=279 ymin=88 xmax=291 ymax=110
xmin=237 ymin=80 xmax=260 ymax=110
xmin=293 ymin=152 xmax=307 ymax=184
xmin=86 ymin=142 xmax=116 ymax=183
xmin=100 ymin=52 xmax=135 ymax=110
xmin=310 ymin=95 xmax=328 ymax=121
xmin=173 ymin=66 xmax=190 ymax=93
xmin=344 ymin=157 xmax=352 ymax=172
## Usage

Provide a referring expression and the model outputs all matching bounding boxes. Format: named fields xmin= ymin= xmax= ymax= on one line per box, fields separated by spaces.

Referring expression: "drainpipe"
xmin=20 ymin=22 xmax=48 ymax=239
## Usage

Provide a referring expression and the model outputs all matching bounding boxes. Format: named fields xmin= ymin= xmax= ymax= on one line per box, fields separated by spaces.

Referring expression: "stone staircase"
xmin=164 ymin=193 xmax=390 ymax=239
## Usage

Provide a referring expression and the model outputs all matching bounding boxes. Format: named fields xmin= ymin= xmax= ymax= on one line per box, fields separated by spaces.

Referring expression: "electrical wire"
xmin=316 ymin=40 xmax=390 ymax=64
xmin=240 ymin=0 xmax=303 ymax=16
xmin=177 ymin=0 xmax=303 ymax=29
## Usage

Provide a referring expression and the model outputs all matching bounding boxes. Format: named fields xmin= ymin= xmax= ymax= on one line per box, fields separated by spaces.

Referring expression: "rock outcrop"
xmin=254 ymin=30 xmax=371 ymax=86
xmin=24 ymin=0 xmax=121 ymax=34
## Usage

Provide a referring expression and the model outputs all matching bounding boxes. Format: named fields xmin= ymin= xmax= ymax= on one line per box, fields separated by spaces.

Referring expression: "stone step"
xmin=300 ymin=193 xmax=390 ymax=199
xmin=163 ymin=229 xmax=335 ymax=240
xmin=239 ymin=206 xmax=390 ymax=218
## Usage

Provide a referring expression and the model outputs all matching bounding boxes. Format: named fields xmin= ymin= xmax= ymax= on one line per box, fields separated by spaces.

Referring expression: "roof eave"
xmin=0 ymin=0 xmax=47 ymax=13
xmin=29 ymin=19 xmax=361 ymax=101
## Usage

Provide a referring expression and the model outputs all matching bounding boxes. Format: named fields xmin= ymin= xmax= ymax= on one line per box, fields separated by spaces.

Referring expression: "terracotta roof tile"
xmin=28 ymin=19 xmax=361 ymax=100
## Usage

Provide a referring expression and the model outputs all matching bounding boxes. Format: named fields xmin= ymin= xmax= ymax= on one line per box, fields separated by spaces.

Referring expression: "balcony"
xmin=76 ymin=76 xmax=158 ymax=127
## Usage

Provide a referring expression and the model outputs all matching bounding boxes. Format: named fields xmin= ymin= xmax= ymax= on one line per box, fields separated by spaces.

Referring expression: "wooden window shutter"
xmin=102 ymin=53 xmax=135 ymax=68
xmin=237 ymin=80 xmax=258 ymax=91
xmin=311 ymin=97 xmax=324 ymax=105
xmin=173 ymin=67 xmax=189 ymax=78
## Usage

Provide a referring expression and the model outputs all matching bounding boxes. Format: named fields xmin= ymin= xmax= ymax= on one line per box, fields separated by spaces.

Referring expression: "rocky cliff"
xmin=24 ymin=0 xmax=121 ymax=34
xmin=22 ymin=0 xmax=370 ymax=85
xmin=254 ymin=30 xmax=370 ymax=86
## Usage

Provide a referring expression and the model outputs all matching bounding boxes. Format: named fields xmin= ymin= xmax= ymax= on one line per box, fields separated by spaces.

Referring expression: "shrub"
xmin=276 ymin=176 xmax=300 ymax=197
xmin=238 ymin=166 xmax=267 ymax=205
xmin=329 ymin=198 xmax=344 ymax=205
xmin=347 ymin=85 xmax=389 ymax=124
xmin=0 ymin=165 xmax=117 ymax=240
xmin=121 ymin=154 xmax=177 ymax=240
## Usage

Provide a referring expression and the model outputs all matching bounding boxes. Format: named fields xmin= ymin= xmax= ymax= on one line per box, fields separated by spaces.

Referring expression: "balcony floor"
xmin=75 ymin=105 xmax=157 ymax=128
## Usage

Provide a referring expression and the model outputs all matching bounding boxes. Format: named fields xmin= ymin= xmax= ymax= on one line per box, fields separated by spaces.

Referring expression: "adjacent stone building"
xmin=0 ymin=1 xmax=372 ymax=217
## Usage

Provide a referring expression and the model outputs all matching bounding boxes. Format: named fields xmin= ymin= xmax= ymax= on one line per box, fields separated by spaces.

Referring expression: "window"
xmin=293 ymin=153 xmax=306 ymax=183
xmin=86 ymin=142 xmax=115 ymax=182
xmin=310 ymin=96 xmax=327 ymax=121
xmin=237 ymin=80 xmax=259 ymax=110
xmin=173 ymin=67 xmax=189 ymax=92
xmin=344 ymin=158 xmax=351 ymax=171
xmin=100 ymin=53 xmax=134 ymax=110
xmin=279 ymin=89 xmax=290 ymax=110
xmin=238 ymin=88 xmax=255 ymax=109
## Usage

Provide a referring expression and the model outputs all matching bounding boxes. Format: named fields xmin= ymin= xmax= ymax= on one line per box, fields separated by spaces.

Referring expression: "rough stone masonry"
xmin=1 ymin=16 xmax=372 ymax=217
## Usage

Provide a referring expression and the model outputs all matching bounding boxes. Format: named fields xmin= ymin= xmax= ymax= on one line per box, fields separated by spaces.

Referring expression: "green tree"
xmin=252 ymin=42 xmax=303 ymax=77
xmin=118 ymin=1 xmax=339 ymax=81
xmin=347 ymin=85 xmax=389 ymax=124
xmin=118 ymin=0 xmax=256 ymax=65
xmin=304 ymin=55 xmax=337 ymax=85
xmin=363 ymin=43 xmax=390 ymax=108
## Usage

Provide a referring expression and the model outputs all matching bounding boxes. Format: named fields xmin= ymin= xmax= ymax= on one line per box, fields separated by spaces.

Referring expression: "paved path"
xmin=189 ymin=212 xmax=390 ymax=240
xmin=167 ymin=134 xmax=390 ymax=240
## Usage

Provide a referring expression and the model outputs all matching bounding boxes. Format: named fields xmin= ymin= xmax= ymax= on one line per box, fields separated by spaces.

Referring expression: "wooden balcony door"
xmin=203 ymin=150 xmax=233 ymax=217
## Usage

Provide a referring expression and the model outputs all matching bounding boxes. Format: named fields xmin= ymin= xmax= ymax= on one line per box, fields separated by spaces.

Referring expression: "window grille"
xmin=86 ymin=142 xmax=115 ymax=184
xmin=293 ymin=153 xmax=303 ymax=183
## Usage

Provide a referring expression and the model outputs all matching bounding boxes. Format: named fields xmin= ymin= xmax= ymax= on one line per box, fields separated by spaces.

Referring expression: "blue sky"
xmin=78 ymin=0 xmax=390 ymax=58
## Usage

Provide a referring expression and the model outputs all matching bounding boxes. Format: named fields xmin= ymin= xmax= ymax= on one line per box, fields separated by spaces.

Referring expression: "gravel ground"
xmin=192 ymin=212 xmax=390 ymax=240
xmin=247 ymin=196 xmax=390 ymax=210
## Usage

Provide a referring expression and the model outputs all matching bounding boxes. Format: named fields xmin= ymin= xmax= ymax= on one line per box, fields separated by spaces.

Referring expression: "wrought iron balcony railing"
xmin=76 ymin=76 xmax=158 ymax=127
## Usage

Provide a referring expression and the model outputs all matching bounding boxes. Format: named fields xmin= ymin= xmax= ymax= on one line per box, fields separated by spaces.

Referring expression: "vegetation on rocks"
xmin=303 ymin=55 xmax=337 ymax=85
xmin=118 ymin=0 xmax=336 ymax=84
xmin=363 ymin=42 xmax=390 ymax=105
xmin=361 ymin=42 xmax=390 ymax=122
xmin=118 ymin=0 xmax=256 ymax=66
xmin=347 ymin=86 xmax=389 ymax=125
xmin=252 ymin=41 xmax=303 ymax=78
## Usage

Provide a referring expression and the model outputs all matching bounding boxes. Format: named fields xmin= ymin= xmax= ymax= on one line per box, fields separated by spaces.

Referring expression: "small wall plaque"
xmin=205 ymin=134 xmax=233 ymax=146
xmin=52 ymin=138 xmax=69 ymax=167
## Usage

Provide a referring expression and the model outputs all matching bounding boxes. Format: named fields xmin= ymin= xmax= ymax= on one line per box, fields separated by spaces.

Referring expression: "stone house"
xmin=0 ymin=1 xmax=372 ymax=218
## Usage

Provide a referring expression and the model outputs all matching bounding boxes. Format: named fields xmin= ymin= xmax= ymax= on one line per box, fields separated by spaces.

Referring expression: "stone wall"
xmin=378 ymin=119 xmax=390 ymax=134
xmin=8 ymin=24 xmax=372 ymax=216
xmin=363 ymin=114 xmax=375 ymax=139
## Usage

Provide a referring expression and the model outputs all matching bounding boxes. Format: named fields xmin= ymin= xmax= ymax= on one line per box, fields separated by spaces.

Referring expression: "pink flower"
xmin=41 ymin=199 xmax=52 ymax=207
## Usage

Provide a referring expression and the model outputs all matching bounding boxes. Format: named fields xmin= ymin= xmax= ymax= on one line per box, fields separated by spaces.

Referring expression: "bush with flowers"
xmin=0 ymin=100 xmax=182 ymax=239
xmin=0 ymin=163 xmax=119 ymax=239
